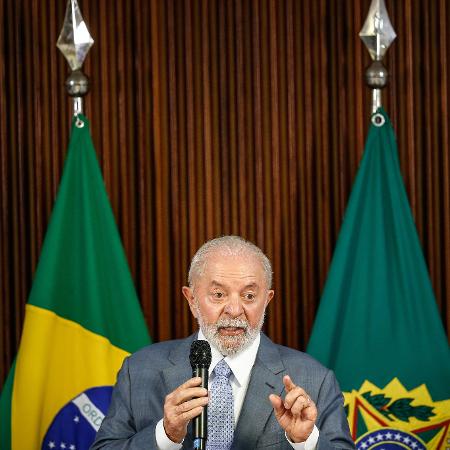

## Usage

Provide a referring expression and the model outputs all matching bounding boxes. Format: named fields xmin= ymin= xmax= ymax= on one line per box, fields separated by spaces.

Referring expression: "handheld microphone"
xmin=189 ymin=340 xmax=212 ymax=450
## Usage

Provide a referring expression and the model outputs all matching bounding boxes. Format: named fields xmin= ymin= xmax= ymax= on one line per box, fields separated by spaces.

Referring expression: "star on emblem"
xmin=394 ymin=433 xmax=402 ymax=440
xmin=368 ymin=437 xmax=375 ymax=444
xmin=74 ymin=415 xmax=80 ymax=423
xmin=403 ymin=437 xmax=411 ymax=444
xmin=411 ymin=443 xmax=417 ymax=449
xmin=376 ymin=433 xmax=384 ymax=441
xmin=70 ymin=445 xmax=76 ymax=450
xmin=48 ymin=443 xmax=56 ymax=449
xmin=385 ymin=432 xmax=392 ymax=439
xmin=61 ymin=443 xmax=66 ymax=449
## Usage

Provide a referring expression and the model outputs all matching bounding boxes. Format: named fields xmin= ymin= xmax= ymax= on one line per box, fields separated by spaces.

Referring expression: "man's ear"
xmin=182 ymin=286 xmax=198 ymax=318
xmin=265 ymin=289 xmax=274 ymax=307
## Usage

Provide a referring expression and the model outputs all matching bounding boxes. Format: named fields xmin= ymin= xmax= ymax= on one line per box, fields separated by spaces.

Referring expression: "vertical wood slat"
xmin=1 ymin=0 xmax=449 ymax=389
xmin=286 ymin=0 xmax=298 ymax=348
xmin=0 ymin=0 xmax=9 ymax=376
xmin=301 ymin=0 xmax=315 ymax=345
xmin=440 ymin=0 xmax=450 ymax=328
xmin=167 ymin=0 xmax=182 ymax=335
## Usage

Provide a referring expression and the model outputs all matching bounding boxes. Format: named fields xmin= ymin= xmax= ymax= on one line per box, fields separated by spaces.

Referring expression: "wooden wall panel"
xmin=1 ymin=0 xmax=449 ymax=389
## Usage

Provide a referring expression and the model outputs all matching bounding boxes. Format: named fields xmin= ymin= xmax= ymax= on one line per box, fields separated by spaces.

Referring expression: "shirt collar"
xmin=197 ymin=329 xmax=260 ymax=387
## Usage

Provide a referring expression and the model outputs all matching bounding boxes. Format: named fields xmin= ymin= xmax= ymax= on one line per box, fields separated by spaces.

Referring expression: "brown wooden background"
xmin=1 ymin=0 xmax=449 ymax=390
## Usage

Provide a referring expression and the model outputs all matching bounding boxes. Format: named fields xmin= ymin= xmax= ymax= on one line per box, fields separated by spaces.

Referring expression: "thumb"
xmin=269 ymin=394 xmax=285 ymax=419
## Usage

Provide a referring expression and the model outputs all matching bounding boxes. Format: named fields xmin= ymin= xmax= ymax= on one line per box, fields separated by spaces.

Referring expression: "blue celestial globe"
xmin=42 ymin=386 xmax=113 ymax=450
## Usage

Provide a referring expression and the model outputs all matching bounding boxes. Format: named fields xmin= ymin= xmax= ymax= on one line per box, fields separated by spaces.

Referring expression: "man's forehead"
xmin=209 ymin=279 xmax=260 ymax=291
xmin=200 ymin=252 xmax=265 ymax=278
xmin=204 ymin=250 xmax=262 ymax=268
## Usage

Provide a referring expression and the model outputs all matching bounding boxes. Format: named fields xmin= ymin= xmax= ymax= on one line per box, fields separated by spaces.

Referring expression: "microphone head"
xmin=189 ymin=340 xmax=212 ymax=369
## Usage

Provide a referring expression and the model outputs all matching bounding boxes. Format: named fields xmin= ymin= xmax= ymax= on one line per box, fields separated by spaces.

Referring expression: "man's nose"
xmin=224 ymin=294 xmax=244 ymax=317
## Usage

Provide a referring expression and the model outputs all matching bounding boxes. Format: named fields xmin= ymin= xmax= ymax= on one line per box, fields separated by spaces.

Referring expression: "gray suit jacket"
xmin=91 ymin=333 xmax=355 ymax=449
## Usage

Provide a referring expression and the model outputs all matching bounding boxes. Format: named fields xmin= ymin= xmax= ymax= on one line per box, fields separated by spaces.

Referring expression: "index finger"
xmin=176 ymin=376 xmax=203 ymax=392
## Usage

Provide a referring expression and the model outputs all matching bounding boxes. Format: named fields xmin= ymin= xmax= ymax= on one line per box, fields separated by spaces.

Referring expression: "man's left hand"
xmin=269 ymin=375 xmax=318 ymax=443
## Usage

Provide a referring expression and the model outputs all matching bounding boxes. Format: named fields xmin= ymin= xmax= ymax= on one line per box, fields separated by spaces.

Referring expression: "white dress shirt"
xmin=155 ymin=331 xmax=319 ymax=449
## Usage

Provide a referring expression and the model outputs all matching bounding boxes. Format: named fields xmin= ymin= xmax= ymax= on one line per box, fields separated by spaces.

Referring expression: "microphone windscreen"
xmin=189 ymin=340 xmax=212 ymax=369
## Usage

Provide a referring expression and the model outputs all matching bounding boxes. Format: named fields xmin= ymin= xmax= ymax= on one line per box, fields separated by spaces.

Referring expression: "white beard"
xmin=195 ymin=304 xmax=265 ymax=356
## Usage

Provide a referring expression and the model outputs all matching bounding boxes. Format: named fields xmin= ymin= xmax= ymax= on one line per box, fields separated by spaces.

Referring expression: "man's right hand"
xmin=163 ymin=377 xmax=209 ymax=443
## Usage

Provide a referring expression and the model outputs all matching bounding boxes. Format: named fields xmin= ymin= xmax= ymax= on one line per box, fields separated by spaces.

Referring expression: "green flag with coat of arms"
xmin=307 ymin=108 xmax=450 ymax=450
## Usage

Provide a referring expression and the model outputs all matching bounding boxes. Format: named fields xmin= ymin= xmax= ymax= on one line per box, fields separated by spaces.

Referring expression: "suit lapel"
xmin=161 ymin=334 xmax=197 ymax=447
xmin=161 ymin=334 xmax=196 ymax=395
xmin=232 ymin=334 xmax=285 ymax=449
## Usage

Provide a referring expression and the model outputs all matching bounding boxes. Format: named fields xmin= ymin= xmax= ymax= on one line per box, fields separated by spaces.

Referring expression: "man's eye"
xmin=212 ymin=292 xmax=224 ymax=299
xmin=244 ymin=293 xmax=255 ymax=301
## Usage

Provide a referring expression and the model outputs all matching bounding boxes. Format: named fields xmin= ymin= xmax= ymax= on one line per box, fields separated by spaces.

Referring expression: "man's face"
xmin=182 ymin=251 xmax=274 ymax=355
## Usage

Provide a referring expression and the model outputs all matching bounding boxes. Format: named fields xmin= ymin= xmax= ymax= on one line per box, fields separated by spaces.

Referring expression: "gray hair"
xmin=188 ymin=235 xmax=273 ymax=288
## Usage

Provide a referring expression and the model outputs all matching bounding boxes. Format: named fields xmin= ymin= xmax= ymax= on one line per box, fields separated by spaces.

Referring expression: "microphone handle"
xmin=192 ymin=367 xmax=208 ymax=450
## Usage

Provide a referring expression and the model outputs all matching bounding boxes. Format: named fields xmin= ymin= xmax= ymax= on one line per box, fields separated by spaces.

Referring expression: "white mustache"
xmin=215 ymin=318 xmax=248 ymax=330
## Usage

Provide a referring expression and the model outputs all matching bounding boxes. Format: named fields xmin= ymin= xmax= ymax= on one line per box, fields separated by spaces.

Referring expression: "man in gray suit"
xmin=92 ymin=236 xmax=355 ymax=449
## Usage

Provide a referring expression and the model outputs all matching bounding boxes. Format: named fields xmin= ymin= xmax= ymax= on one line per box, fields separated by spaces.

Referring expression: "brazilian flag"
xmin=0 ymin=115 xmax=150 ymax=449
xmin=307 ymin=109 xmax=450 ymax=450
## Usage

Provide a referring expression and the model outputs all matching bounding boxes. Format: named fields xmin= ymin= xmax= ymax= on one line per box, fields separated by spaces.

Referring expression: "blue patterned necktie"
xmin=206 ymin=359 xmax=234 ymax=450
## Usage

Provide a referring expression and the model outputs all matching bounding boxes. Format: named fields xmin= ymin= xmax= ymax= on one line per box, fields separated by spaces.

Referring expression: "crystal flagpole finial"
xmin=57 ymin=0 xmax=93 ymax=116
xmin=57 ymin=0 xmax=94 ymax=70
xmin=359 ymin=0 xmax=396 ymax=61
xmin=360 ymin=0 xmax=396 ymax=113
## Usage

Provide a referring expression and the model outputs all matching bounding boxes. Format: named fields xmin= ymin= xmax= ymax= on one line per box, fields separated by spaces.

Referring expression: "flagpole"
xmin=359 ymin=0 xmax=396 ymax=116
xmin=56 ymin=0 xmax=94 ymax=119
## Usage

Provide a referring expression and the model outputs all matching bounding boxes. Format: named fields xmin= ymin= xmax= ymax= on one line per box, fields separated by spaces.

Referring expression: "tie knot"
xmin=214 ymin=359 xmax=232 ymax=378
